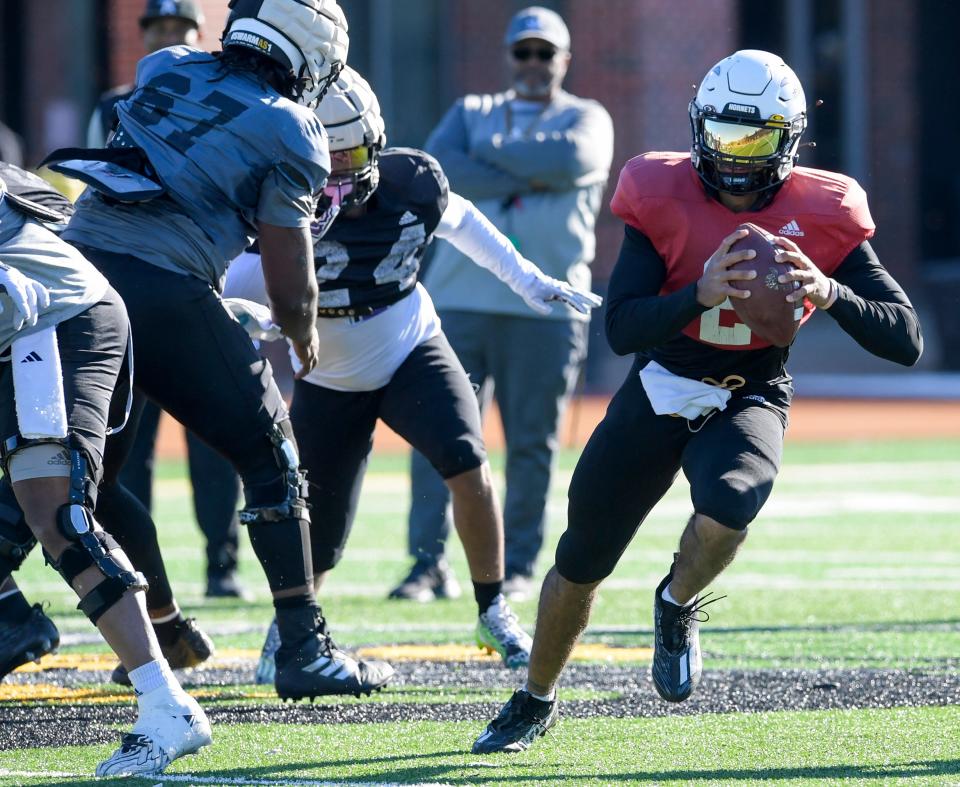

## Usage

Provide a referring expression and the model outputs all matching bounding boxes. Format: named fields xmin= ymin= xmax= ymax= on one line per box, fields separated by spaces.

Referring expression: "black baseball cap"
xmin=140 ymin=0 xmax=204 ymax=29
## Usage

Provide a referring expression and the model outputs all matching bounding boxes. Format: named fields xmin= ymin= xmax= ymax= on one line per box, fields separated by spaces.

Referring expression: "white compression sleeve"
xmin=434 ymin=191 xmax=545 ymax=296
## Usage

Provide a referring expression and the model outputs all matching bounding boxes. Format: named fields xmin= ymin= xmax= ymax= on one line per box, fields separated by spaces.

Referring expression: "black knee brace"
xmin=3 ymin=436 xmax=150 ymax=624
xmin=239 ymin=422 xmax=310 ymax=527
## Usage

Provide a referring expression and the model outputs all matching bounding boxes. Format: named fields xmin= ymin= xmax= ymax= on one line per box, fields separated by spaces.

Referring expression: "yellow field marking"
xmin=12 ymin=648 xmax=261 ymax=673
xmin=0 ymin=683 xmax=278 ymax=704
xmin=12 ymin=643 xmax=652 ymax=677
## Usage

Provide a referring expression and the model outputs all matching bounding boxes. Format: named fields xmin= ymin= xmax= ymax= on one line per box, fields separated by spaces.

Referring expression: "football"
xmin=728 ymin=222 xmax=803 ymax=347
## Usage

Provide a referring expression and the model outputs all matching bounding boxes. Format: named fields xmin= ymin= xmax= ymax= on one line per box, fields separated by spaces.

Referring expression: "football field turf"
xmin=0 ymin=436 xmax=958 ymax=785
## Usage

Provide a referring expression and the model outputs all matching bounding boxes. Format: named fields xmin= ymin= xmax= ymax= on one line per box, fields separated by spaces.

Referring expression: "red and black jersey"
xmin=315 ymin=147 xmax=449 ymax=314
xmin=610 ymin=152 xmax=874 ymax=351
xmin=604 ymin=153 xmax=922 ymax=395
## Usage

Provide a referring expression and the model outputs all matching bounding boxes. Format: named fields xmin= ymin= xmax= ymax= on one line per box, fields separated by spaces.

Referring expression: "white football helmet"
xmin=315 ymin=66 xmax=386 ymax=210
xmin=222 ymin=0 xmax=349 ymax=108
xmin=690 ymin=50 xmax=807 ymax=194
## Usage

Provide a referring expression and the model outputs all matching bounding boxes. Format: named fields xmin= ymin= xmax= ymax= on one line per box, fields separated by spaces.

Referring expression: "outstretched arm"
xmin=434 ymin=191 xmax=601 ymax=315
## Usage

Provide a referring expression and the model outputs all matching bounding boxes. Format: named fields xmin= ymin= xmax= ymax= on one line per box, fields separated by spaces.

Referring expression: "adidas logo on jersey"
xmin=398 ymin=211 xmax=418 ymax=226
xmin=20 ymin=351 xmax=42 ymax=363
xmin=779 ymin=220 xmax=805 ymax=237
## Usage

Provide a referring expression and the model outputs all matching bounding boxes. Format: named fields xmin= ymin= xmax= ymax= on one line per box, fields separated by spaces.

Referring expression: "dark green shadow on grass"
xmin=75 ymin=756 xmax=960 ymax=787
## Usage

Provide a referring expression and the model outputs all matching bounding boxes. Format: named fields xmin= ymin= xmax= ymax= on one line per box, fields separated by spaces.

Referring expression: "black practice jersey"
xmin=315 ymin=147 xmax=449 ymax=315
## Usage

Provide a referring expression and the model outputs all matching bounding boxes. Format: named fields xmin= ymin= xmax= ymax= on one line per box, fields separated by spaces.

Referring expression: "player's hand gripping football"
xmin=291 ymin=326 xmax=321 ymax=379
xmin=696 ymin=228 xmax=758 ymax=308
xmin=772 ymin=236 xmax=838 ymax=309
xmin=522 ymin=274 xmax=603 ymax=316
xmin=0 ymin=264 xmax=51 ymax=331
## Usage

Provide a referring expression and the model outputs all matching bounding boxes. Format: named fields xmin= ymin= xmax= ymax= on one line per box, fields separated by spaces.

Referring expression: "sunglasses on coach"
xmin=511 ymin=46 xmax=557 ymax=62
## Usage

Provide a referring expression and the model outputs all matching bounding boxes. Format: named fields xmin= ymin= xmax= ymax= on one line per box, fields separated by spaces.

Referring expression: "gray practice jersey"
xmin=0 ymin=196 xmax=108 ymax=354
xmin=64 ymin=46 xmax=331 ymax=287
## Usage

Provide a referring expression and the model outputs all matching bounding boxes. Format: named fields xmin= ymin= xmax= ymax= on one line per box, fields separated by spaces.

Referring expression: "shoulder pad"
xmin=0 ymin=163 xmax=73 ymax=223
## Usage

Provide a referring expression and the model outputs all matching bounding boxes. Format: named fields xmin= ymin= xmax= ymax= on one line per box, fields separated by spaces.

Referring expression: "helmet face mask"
xmin=323 ymin=144 xmax=381 ymax=210
xmin=690 ymin=50 xmax=807 ymax=196
xmin=314 ymin=66 xmax=387 ymax=214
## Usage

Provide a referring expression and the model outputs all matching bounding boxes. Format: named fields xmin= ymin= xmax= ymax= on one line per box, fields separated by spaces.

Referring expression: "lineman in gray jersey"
xmin=221 ymin=68 xmax=602 ymax=681
xmin=52 ymin=0 xmax=397 ymax=704
xmin=0 ymin=171 xmax=211 ymax=777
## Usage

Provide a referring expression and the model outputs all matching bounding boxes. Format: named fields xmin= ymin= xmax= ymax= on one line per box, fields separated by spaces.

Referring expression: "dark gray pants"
xmin=408 ymin=311 xmax=588 ymax=578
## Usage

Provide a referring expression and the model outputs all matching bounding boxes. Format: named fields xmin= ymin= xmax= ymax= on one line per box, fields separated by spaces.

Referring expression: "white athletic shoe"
xmin=255 ymin=617 xmax=280 ymax=685
xmin=476 ymin=594 xmax=533 ymax=668
xmin=95 ymin=692 xmax=212 ymax=777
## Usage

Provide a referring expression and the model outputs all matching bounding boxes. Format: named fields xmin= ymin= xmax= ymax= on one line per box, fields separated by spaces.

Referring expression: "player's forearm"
xmin=258 ymin=224 xmax=318 ymax=345
xmin=606 ymin=284 xmax=706 ymax=355
xmin=827 ymin=287 xmax=923 ymax=366
xmin=269 ymin=278 xmax=317 ymax=344
xmin=605 ymin=227 xmax=708 ymax=355
xmin=826 ymin=242 xmax=923 ymax=366
xmin=435 ymin=192 xmax=542 ymax=294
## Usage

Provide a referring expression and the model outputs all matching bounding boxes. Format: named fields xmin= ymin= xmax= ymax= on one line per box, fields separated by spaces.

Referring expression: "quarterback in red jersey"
xmin=473 ymin=49 xmax=923 ymax=754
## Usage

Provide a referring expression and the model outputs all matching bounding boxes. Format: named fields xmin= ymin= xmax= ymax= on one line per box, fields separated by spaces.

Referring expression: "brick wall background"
xmin=0 ymin=0 xmax=946 ymax=376
xmin=107 ymin=0 xmax=230 ymax=86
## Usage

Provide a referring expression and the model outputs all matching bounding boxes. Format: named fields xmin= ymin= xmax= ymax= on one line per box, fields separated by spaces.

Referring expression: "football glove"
xmin=0 ymin=264 xmax=50 ymax=331
xmin=522 ymin=275 xmax=603 ymax=316
xmin=222 ymin=297 xmax=283 ymax=342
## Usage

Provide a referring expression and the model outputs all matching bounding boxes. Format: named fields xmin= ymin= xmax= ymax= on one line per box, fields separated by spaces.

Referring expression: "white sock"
xmin=128 ymin=659 xmax=181 ymax=705
xmin=662 ymin=583 xmax=696 ymax=608
xmin=526 ymin=686 xmax=556 ymax=702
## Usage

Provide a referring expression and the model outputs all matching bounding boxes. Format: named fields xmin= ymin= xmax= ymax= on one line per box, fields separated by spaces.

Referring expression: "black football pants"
xmin=556 ymin=359 xmax=788 ymax=584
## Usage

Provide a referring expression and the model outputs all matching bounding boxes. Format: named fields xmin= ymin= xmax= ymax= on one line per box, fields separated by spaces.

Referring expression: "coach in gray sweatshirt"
xmin=395 ymin=6 xmax=614 ymax=602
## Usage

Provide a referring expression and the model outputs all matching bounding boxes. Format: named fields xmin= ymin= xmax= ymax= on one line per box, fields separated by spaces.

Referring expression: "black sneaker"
xmin=112 ymin=617 xmax=215 ymax=686
xmin=275 ymin=631 xmax=395 ymax=701
xmin=0 ymin=604 xmax=59 ymax=681
xmin=652 ymin=571 xmax=723 ymax=703
xmin=387 ymin=557 xmax=461 ymax=602
xmin=472 ymin=689 xmax=558 ymax=754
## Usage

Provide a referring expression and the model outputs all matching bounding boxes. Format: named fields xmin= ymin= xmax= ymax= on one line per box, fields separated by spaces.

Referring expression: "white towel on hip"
xmin=639 ymin=360 xmax=731 ymax=420
xmin=10 ymin=327 xmax=68 ymax=439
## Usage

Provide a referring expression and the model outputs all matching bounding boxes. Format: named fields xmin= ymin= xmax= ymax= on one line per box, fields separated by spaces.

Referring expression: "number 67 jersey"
xmin=610 ymin=152 xmax=874 ymax=355
xmin=64 ymin=46 xmax=331 ymax=288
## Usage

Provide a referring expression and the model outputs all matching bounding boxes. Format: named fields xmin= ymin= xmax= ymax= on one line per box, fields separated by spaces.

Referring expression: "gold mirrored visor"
xmin=329 ymin=146 xmax=371 ymax=176
xmin=702 ymin=119 xmax=785 ymax=160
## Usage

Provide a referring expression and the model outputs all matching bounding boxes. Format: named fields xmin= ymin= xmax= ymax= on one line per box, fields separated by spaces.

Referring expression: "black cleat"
xmin=275 ymin=631 xmax=394 ymax=701
xmin=472 ymin=689 xmax=558 ymax=754
xmin=0 ymin=604 xmax=59 ymax=681
xmin=651 ymin=570 xmax=723 ymax=703
xmin=387 ymin=557 xmax=461 ymax=602
xmin=112 ymin=617 xmax=215 ymax=686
